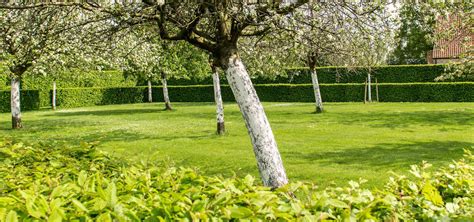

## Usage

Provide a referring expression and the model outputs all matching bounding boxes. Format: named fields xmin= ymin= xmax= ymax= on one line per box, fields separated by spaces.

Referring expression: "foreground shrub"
xmin=0 ymin=141 xmax=472 ymax=221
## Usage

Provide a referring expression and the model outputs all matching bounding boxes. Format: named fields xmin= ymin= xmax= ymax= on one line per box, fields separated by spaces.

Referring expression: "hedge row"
xmin=1 ymin=83 xmax=471 ymax=112
xmin=163 ymin=64 xmax=454 ymax=85
xmin=0 ymin=90 xmax=40 ymax=112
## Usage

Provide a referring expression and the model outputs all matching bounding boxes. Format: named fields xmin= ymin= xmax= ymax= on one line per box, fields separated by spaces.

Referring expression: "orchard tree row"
xmin=0 ymin=1 xmax=469 ymax=188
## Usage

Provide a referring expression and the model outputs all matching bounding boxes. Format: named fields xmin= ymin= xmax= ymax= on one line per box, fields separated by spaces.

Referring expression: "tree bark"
xmin=147 ymin=80 xmax=152 ymax=103
xmin=212 ymin=65 xmax=225 ymax=135
xmin=367 ymin=73 xmax=372 ymax=103
xmin=11 ymin=76 xmax=22 ymax=129
xmin=220 ymin=49 xmax=288 ymax=188
xmin=161 ymin=72 xmax=172 ymax=110
xmin=310 ymin=68 xmax=324 ymax=113
xmin=52 ymin=81 xmax=57 ymax=110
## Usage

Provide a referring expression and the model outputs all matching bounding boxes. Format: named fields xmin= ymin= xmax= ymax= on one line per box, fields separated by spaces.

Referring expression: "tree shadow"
xmin=330 ymin=110 xmax=473 ymax=129
xmin=282 ymin=140 xmax=472 ymax=169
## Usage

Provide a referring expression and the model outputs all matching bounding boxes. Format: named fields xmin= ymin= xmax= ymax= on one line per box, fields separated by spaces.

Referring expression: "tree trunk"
xmin=221 ymin=49 xmax=288 ymax=188
xmin=11 ymin=76 xmax=22 ymax=129
xmin=52 ymin=81 xmax=57 ymax=110
xmin=367 ymin=73 xmax=372 ymax=103
xmin=310 ymin=68 xmax=324 ymax=113
xmin=147 ymin=80 xmax=152 ymax=103
xmin=161 ymin=72 xmax=172 ymax=110
xmin=212 ymin=65 xmax=225 ymax=135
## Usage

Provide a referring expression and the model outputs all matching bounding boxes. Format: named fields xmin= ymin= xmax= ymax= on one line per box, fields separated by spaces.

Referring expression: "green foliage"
xmin=388 ymin=4 xmax=435 ymax=64
xmin=0 ymin=90 xmax=39 ymax=112
xmin=0 ymin=141 xmax=472 ymax=220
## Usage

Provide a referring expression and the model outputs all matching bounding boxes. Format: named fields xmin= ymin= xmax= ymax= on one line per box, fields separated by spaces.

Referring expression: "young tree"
xmin=210 ymin=59 xmax=225 ymax=135
xmin=0 ymin=7 xmax=86 ymax=128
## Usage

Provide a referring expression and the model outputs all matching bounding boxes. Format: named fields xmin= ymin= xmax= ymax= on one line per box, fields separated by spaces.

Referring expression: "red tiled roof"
xmin=432 ymin=15 xmax=472 ymax=59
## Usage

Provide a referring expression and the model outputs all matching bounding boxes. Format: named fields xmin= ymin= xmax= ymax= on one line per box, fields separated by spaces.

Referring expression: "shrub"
xmin=0 ymin=141 xmax=472 ymax=221
xmin=0 ymin=90 xmax=40 ymax=112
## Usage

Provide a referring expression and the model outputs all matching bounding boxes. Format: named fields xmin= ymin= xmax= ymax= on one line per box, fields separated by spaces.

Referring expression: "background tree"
xmin=388 ymin=4 xmax=435 ymax=65
xmin=0 ymin=7 xmax=89 ymax=128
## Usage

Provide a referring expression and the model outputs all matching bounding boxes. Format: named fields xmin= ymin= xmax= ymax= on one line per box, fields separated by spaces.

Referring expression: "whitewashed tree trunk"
xmin=52 ymin=81 xmax=57 ymax=110
xmin=161 ymin=72 xmax=172 ymax=110
xmin=367 ymin=73 xmax=372 ymax=102
xmin=223 ymin=52 xmax=288 ymax=188
xmin=147 ymin=80 xmax=152 ymax=103
xmin=310 ymin=69 xmax=324 ymax=113
xmin=11 ymin=77 xmax=22 ymax=129
xmin=212 ymin=66 xmax=225 ymax=135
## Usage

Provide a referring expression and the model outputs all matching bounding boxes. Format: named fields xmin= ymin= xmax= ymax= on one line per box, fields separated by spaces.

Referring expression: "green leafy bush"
xmin=0 ymin=141 xmax=472 ymax=221
xmin=0 ymin=90 xmax=40 ymax=112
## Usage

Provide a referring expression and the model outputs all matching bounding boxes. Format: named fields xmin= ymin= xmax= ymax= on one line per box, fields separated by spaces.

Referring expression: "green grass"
xmin=1 ymin=102 xmax=473 ymax=188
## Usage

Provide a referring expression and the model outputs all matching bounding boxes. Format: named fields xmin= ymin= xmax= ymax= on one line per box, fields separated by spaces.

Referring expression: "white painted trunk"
xmin=311 ymin=69 xmax=324 ymax=113
xmin=11 ymin=77 xmax=22 ymax=129
xmin=162 ymin=74 xmax=172 ymax=110
xmin=224 ymin=54 xmax=288 ymax=188
xmin=212 ymin=67 xmax=225 ymax=135
xmin=367 ymin=74 xmax=372 ymax=102
xmin=52 ymin=81 xmax=57 ymax=110
xmin=147 ymin=80 xmax=152 ymax=103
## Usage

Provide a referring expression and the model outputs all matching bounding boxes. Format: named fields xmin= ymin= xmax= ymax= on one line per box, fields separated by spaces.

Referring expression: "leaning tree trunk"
xmin=147 ymin=80 xmax=153 ymax=103
xmin=11 ymin=76 xmax=22 ymax=129
xmin=212 ymin=65 xmax=225 ymax=135
xmin=52 ymin=81 xmax=57 ymax=110
xmin=161 ymin=72 xmax=172 ymax=110
xmin=221 ymin=49 xmax=288 ymax=188
xmin=310 ymin=68 xmax=324 ymax=113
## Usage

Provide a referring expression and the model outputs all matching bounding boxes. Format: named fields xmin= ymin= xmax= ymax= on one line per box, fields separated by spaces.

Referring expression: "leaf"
xmin=96 ymin=213 xmax=112 ymax=222
xmin=229 ymin=206 xmax=253 ymax=218
xmin=327 ymin=199 xmax=350 ymax=209
xmin=422 ymin=182 xmax=444 ymax=206
xmin=106 ymin=182 xmax=118 ymax=208
xmin=72 ymin=199 xmax=89 ymax=213
xmin=47 ymin=209 xmax=63 ymax=222
xmin=5 ymin=210 xmax=18 ymax=222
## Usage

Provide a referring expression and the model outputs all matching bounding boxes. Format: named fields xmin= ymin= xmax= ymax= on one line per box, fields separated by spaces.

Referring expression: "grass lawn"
xmin=1 ymin=102 xmax=473 ymax=188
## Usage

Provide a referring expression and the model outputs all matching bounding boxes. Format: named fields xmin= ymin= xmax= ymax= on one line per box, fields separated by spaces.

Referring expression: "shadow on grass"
xmin=282 ymin=140 xmax=472 ymax=169
xmin=328 ymin=110 xmax=473 ymax=128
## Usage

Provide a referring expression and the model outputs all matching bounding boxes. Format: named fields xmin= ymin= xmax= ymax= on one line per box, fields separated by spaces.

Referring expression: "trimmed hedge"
xmin=49 ymin=83 xmax=474 ymax=109
xmin=55 ymin=87 xmax=146 ymax=108
xmin=0 ymin=90 xmax=40 ymax=112
xmin=2 ymin=83 xmax=472 ymax=111
xmin=163 ymin=64 xmax=455 ymax=85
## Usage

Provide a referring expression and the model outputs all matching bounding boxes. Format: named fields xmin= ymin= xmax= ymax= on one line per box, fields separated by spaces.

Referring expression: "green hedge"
xmin=0 ymin=90 xmax=40 ymax=112
xmin=3 ymin=83 xmax=471 ymax=111
xmin=164 ymin=64 xmax=456 ymax=85
xmin=47 ymin=83 xmax=474 ymax=109
xmin=55 ymin=87 xmax=147 ymax=108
